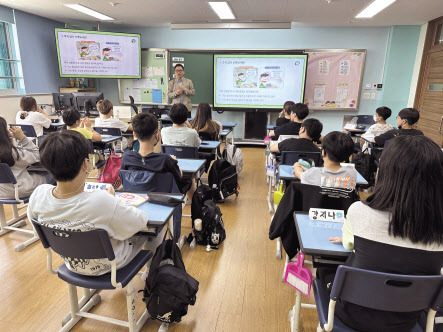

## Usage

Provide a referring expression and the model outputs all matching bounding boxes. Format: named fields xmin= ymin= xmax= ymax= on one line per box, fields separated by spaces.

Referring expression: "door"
xmin=417 ymin=52 xmax=443 ymax=147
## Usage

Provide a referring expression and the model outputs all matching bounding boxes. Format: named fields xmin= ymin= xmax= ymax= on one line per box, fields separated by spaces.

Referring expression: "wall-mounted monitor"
xmin=214 ymin=54 xmax=307 ymax=109
xmin=55 ymin=29 xmax=141 ymax=78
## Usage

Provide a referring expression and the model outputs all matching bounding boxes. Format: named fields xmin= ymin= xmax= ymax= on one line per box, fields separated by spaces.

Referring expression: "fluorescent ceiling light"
xmin=208 ymin=2 xmax=236 ymax=20
xmin=355 ymin=0 xmax=396 ymax=18
xmin=64 ymin=4 xmax=114 ymax=21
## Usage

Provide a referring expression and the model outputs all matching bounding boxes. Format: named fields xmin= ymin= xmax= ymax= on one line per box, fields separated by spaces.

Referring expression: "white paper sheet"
xmin=153 ymin=66 xmax=165 ymax=76
xmin=318 ymin=60 xmax=330 ymax=76
xmin=339 ymin=60 xmax=351 ymax=75
xmin=314 ymin=83 xmax=326 ymax=102
xmin=124 ymin=88 xmax=141 ymax=102
xmin=142 ymin=67 xmax=153 ymax=77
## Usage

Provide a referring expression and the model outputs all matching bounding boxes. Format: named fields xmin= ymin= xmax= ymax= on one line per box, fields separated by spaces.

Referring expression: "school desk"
xmin=278 ymin=164 xmax=369 ymax=185
xmin=219 ymin=129 xmax=232 ymax=143
xmin=290 ymin=212 xmax=352 ymax=332
xmin=177 ymin=158 xmax=205 ymax=178
xmin=221 ymin=122 xmax=237 ymax=145
xmin=199 ymin=140 xmax=221 ymax=150
xmin=267 ymin=125 xmax=277 ymax=131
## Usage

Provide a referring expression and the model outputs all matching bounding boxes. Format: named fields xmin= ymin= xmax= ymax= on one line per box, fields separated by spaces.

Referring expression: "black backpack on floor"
xmin=143 ymin=230 xmax=199 ymax=324
xmin=190 ymin=184 xmax=226 ymax=247
xmin=208 ymin=159 xmax=238 ymax=202
xmin=352 ymin=152 xmax=377 ymax=187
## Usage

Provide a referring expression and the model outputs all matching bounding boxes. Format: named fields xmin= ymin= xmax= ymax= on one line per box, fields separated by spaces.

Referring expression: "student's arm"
xmin=109 ymin=196 xmax=150 ymax=237
xmin=269 ymin=130 xmax=275 ymax=137
xmin=168 ymin=155 xmax=183 ymax=179
xmin=37 ymin=106 xmax=51 ymax=122
xmin=167 ymin=80 xmax=176 ymax=99
xmin=184 ymin=120 xmax=192 ymax=129
xmin=82 ymin=118 xmax=102 ymax=141
xmin=10 ymin=127 xmax=40 ymax=165
xmin=91 ymin=131 xmax=102 ymax=142
xmin=126 ymin=124 xmax=133 ymax=131
xmin=341 ymin=217 xmax=354 ymax=250
xmin=194 ymin=131 xmax=201 ymax=147
xmin=117 ymin=120 xmax=130 ymax=133
xmin=292 ymin=162 xmax=307 ymax=179
xmin=185 ymin=80 xmax=195 ymax=96
xmin=373 ymin=130 xmax=393 ymax=146
xmin=270 ymin=143 xmax=280 ymax=153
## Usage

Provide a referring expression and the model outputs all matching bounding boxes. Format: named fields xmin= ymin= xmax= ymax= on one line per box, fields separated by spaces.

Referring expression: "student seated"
xmin=292 ymin=131 xmax=356 ymax=189
xmin=161 ymin=103 xmax=201 ymax=147
xmin=269 ymin=103 xmax=309 ymax=140
xmin=62 ymin=108 xmax=102 ymax=142
xmin=330 ymin=135 xmax=443 ymax=331
xmin=270 ymin=118 xmax=322 ymax=154
xmin=0 ymin=117 xmax=51 ymax=199
xmin=359 ymin=106 xmax=393 ymax=150
xmin=27 ymin=130 xmax=152 ymax=276
xmin=276 ymin=101 xmax=295 ymax=127
xmin=190 ymin=102 xmax=220 ymax=141
xmin=15 ymin=96 xmax=51 ymax=137
xmin=95 ymin=99 xmax=133 ymax=150
xmin=121 ymin=113 xmax=196 ymax=200
xmin=373 ymin=107 xmax=423 ymax=147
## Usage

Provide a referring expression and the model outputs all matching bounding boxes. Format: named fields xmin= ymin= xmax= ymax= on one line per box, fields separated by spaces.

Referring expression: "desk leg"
xmin=267 ymin=180 xmax=274 ymax=213
xmin=289 ymin=290 xmax=302 ymax=332
xmin=231 ymin=127 xmax=235 ymax=145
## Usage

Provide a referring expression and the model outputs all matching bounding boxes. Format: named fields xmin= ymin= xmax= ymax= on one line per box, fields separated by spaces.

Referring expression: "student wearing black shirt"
xmin=269 ymin=103 xmax=309 ymax=140
xmin=270 ymin=118 xmax=323 ymax=154
xmin=121 ymin=113 xmax=194 ymax=198
xmin=275 ymin=101 xmax=295 ymax=127
xmin=373 ymin=108 xmax=423 ymax=146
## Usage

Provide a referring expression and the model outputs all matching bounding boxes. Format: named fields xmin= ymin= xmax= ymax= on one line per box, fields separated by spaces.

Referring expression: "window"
xmin=0 ymin=20 xmax=24 ymax=94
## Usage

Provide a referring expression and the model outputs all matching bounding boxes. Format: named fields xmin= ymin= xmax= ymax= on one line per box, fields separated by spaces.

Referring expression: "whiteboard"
xmin=304 ymin=50 xmax=366 ymax=111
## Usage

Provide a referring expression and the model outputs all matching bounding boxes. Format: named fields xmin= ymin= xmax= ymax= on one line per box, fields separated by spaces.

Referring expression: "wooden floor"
xmin=0 ymin=147 xmax=319 ymax=332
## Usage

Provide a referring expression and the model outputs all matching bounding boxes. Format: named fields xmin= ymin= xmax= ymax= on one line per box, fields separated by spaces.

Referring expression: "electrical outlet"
xmin=371 ymin=93 xmax=376 ymax=100
xmin=364 ymin=93 xmax=370 ymax=99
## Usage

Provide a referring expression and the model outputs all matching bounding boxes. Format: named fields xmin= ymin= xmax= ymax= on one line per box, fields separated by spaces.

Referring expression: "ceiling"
xmin=0 ymin=0 xmax=442 ymax=28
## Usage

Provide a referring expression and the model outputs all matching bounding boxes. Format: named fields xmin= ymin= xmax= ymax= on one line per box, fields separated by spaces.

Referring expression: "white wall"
xmin=0 ymin=94 xmax=53 ymax=123
xmin=408 ymin=23 xmax=428 ymax=107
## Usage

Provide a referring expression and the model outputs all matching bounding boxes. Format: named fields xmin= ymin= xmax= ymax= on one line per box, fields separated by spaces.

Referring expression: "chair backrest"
xmin=277 ymin=135 xmax=299 ymax=143
xmin=331 ymin=265 xmax=443 ymax=312
xmin=281 ymin=151 xmax=322 ymax=166
xmin=119 ymin=169 xmax=180 ymax=193
xmin=161 ymin=145 xmax=199 ymax=159
xmin=0 ymin=163 xmax=17 ymax=184
xmin=31 ymin=219 xmax=115 ymax=261
xmin=10 ymin=124 xmax=37 ymax=138
xmin=93 ymin=127 xmax=122 ymax=137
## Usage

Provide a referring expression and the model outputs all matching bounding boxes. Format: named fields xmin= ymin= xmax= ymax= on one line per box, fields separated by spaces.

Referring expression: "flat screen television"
xmin=55 ymin=29 xmax=141 ymax=78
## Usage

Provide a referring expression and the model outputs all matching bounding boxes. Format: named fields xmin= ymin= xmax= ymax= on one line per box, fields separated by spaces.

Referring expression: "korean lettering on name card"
xmin=309 ymin=208 xmax=346 ymax=223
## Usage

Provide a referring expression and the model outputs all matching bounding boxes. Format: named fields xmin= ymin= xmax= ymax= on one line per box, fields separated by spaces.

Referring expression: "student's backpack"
xmin=190 ymin=184 xmax=226 ymax=248
xmin=352 ymin=152 xmax=377 ymax=187
xmin=222 ymin=142 xmax=243 ymax=173
xmin=98 ymin=152 xmax=122 ymax=189
xmin=208 ymin=159 xmax=239 ymax=202
xmin=143 ymin=230 xmax=199 ymax=324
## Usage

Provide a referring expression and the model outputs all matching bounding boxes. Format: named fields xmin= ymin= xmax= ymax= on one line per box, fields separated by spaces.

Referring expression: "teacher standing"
xmin=168 ymin=64 xmax=195 ymax=116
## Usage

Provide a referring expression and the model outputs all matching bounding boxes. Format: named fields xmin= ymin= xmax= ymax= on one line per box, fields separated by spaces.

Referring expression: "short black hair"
xmin=398 ymin=108 xmax=420 ymax=125
xmin=168 ymin=103 xmax=188 ymax=125
xmin=174 ymin=64 xmax=184 ymax=70
xmin=132 ymin=113 xmax=158 ymax=142
xmin=376 ymin=106 xmax=392 ymax=120
xmin=283 ymin=101 xmax=296 ymax=114
xmin=322 ymin=131 xmax=354 ymax=163
xmin=62 ymin=107 xmax=81 ymax=126
xmin=39 ymin=130 xmax=90 ymax=182
xmin=301 ymin=118 xmax=323 ymax=141
xmin=367 ymin=135 xmax=443 ymax=245
xmin=289 ymin=103 xmax=309 ymax=120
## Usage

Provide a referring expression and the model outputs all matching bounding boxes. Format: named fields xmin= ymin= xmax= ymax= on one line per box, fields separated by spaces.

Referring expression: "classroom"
xmin=0 ymin=1 xmax=442 ymax=331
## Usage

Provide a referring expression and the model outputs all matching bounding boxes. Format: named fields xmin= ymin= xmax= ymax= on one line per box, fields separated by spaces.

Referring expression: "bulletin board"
xmin=304 ymin=50 xmax=366 ymax=111
xmin=118 ymin=48 xmax=169 ymax=105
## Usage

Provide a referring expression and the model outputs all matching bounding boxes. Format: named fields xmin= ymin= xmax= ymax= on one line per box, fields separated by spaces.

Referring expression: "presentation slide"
xmin=214 ymin=54 xmax=307 ymax=109
xmin=55 ymin=29 xmax=141 ymax=78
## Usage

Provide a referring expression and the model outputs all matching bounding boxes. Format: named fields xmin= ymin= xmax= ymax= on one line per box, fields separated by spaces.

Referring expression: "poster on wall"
xmin=304 ymin=51 xmax=366 ymax=110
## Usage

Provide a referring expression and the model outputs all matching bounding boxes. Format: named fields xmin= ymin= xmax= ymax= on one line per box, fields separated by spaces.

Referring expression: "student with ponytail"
xmin=15 ymin=96 xmax=51 ymax=137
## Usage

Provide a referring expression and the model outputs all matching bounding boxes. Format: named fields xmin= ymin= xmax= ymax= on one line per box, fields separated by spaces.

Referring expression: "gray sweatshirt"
xmin=0 ymin=137 xmax=47 ymax=199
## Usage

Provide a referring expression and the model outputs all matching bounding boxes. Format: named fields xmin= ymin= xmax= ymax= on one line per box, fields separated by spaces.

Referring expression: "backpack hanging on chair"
xmin=143 ymin=229 xmax=199 ymax=324
xmin=98 ymin=151 xmax=122 ymax=189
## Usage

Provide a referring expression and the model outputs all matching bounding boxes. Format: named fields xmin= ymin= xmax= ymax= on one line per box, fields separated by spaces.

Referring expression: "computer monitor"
xmin=52 ymin=93 xmax=74 ymax=112
xmin=72 ymin=92 xmax=104 ymax=117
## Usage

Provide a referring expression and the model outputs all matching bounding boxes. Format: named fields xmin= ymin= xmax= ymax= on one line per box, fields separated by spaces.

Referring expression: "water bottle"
xmin=194 ymin=218 xmax=203 ymax=231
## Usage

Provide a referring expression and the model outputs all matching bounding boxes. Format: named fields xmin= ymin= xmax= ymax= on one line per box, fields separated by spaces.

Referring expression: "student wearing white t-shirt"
xmin=15 ymin=96 xmax=51 ymax=137
xmin=360 ymin=106 xmax=393 ymax=150
xmin=27 ymin=130 xmax=153 ymax=276
xmin=161 ymin=103 xmax=201 ymax=147
xmin=293 ymin=131 xmax=357 ymax=189
xmin=95 ymin=99 xmax=132 ymax=150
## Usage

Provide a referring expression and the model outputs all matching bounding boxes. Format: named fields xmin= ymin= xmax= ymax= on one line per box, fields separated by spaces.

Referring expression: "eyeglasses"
xmin=175 ymin=69 xmax=184 ymax=73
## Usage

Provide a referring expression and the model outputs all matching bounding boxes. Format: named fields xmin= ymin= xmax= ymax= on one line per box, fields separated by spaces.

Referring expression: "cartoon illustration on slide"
xmin=233 ymin=66 xmax=258 ymax=88
xmin=258 ymin=67 xmax=284 ymax=88
xmin=101 ymin=42 xmax=122 ymax=61
xmin=77 ymin=41 xmax=101 ymax=60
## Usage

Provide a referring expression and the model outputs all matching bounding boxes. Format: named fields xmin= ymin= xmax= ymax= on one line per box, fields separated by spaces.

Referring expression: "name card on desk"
xmin=309 ymin=208 xmax=345 ymax=223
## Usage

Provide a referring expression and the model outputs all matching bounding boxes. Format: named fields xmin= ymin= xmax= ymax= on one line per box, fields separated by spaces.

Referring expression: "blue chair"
xmin=281 ymin=151 xmax=322 ymax=166
xmin=31 ymin=219 xmax=153 ymax=331
xmin=93 ymin=127 xmax=123 ymax=153
xmin=0 ymin=163 xmax=39 ymax=251
xmin=314 ymin=265 xmax=443 ymax=332
xmin=119 ymin=170 xmax=183 ymax=244
xmin=10 ymin=123 xmax=43 ymax=146
xmin=161 ymin=145 xmax=199 ymax=159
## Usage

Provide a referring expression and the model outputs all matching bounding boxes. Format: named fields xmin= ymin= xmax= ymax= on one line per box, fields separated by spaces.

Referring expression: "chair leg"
xmin=276 ymin=237 xmax=282 ymax=259
xmin=126 ymin=283 xmax=137 ymax=332
xmin=158 ymin=322 xmax=169 ymax=332
xmin=282 ymin=253 xmax=290 ymax=281
xmin=317 ymin=322 xmax=324 ymax=332
xmin=61 ymin=288 xmax=96 ymax=326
